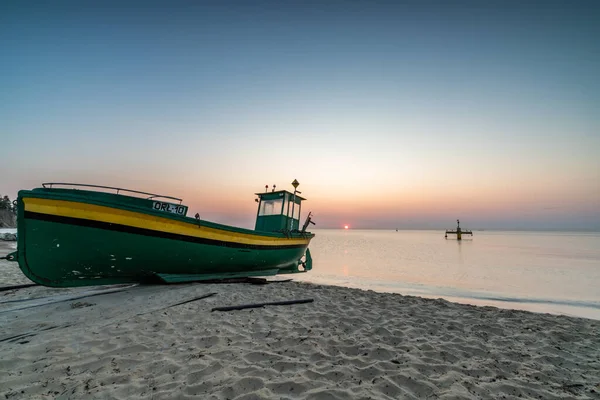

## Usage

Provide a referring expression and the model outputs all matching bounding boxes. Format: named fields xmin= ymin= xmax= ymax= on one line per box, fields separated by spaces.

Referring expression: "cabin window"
xmin=285 ymin=195 xmax=295 ymax=218
xmin=259 ymin=199 xmax=284 ymax=216
xmin=286 ymin=199 xmax=300 ymax=220
xmin=283 ymin=193 xmax=301 ymax=220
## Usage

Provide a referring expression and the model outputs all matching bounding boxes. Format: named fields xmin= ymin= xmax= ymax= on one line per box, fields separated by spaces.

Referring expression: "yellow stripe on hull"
xmin=23 ymin=197 xmax=310 ymax=247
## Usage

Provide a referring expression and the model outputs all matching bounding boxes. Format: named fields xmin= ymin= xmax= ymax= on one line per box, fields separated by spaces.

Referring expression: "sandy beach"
xmin=1 ymin=250 xmax=599 ymax=400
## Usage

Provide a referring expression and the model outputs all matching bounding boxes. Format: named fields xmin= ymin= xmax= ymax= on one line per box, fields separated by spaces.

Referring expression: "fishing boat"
xmin=5 ymin=181 xmax=315 ymax=287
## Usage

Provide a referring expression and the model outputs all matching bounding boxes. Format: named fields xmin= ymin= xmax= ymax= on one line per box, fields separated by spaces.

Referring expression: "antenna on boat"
xmin=290 ymin=179 xmax=300 ymax=231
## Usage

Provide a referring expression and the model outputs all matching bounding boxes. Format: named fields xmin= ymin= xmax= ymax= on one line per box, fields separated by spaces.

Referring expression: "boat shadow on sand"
xmin=0 ymin=278 xmax=302 ymax=345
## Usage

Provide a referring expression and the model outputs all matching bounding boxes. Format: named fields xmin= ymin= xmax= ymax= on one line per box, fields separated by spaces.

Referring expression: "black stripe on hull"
xmin=24 ymin=211 xmax=308 ymax=251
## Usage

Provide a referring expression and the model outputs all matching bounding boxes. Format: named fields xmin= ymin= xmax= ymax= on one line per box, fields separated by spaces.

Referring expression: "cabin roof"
xmin=255 ymin=190 xmax=306 ymax=201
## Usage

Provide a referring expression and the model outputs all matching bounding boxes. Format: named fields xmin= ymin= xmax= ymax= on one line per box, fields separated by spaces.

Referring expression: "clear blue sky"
xmin=1 ymin=0 xmax=599 ymax=230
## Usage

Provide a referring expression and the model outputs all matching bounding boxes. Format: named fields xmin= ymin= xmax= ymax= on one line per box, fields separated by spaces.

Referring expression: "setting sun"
xmin=344 ymin=225 xmax=349 ymax=230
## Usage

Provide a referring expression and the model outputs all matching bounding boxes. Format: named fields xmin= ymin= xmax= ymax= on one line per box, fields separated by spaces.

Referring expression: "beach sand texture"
xmin=1 ymin=270 xmax=599 ymax=400
xmin=2 ymin=242 xmax=600 ymax=399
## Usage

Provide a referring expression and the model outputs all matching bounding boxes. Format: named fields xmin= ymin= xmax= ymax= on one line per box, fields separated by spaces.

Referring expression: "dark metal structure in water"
xmin=445 ymin=219 xmax=473 ymax=240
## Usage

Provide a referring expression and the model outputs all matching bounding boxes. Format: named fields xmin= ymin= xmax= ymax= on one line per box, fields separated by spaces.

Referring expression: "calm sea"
xmin=295 ymin=229 xmax=600 ymax=320
xmin=2 ymin=228 xmax=599 ymax=320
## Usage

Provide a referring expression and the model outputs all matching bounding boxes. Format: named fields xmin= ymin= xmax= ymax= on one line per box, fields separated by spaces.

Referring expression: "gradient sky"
xmin=1 ymin=0 xmax=599 ymax=230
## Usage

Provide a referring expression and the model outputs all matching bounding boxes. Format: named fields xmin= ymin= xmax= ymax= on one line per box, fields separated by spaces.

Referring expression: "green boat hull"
xmin=12 ymin=187 xmax=314 ymax=287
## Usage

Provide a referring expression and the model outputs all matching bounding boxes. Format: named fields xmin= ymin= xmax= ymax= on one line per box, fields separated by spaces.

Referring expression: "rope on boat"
xmin=0 ymin=283 xmax=38 ymax=293
xmin=0 ymin=252 xmax=17 ymax=261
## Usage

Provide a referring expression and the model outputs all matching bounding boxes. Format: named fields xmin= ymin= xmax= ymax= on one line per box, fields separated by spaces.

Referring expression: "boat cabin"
xmin=255 ymin=189 xmax=305 ymax=232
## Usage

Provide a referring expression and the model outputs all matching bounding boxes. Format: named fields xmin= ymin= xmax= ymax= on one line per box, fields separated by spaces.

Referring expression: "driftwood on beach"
xmin=134 ymin=292 xmax=218 ymax=316
xmin=211 ymin=298 xmax=314 ymax=312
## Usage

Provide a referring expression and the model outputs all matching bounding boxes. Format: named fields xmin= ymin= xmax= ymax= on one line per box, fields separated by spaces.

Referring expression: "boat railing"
xmin=41 ymin=183 xmax=183 ymax=204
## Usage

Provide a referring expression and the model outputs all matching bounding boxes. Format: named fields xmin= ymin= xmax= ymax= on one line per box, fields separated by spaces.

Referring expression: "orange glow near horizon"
xmin=16 ymin=166 xmax=596 ymax=231
xmin=127 ymin=178 xmax=600 ymax=230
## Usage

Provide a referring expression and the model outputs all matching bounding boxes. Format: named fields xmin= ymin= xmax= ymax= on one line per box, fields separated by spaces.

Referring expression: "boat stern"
xmin=277 ymin=248 xmax=313 ymax=275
